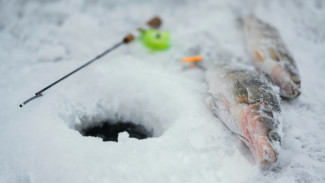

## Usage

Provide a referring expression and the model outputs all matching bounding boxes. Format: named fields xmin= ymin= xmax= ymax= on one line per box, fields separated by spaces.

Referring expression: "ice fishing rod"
xmin=19 ymin=16 xmax=162 ymax=108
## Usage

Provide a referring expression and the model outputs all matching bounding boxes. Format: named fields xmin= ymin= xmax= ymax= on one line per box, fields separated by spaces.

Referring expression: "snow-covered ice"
xmin=1 ymin=0 xmax=325 ymax=182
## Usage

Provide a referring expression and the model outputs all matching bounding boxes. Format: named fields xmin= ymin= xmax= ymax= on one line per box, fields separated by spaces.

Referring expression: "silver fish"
xmin=241 ymin=15 xmax=301 ymax=98
xmin=206 ymin=64 xmax=281 ymax=167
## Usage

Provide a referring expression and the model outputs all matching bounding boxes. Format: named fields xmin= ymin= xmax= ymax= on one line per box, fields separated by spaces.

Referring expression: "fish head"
xmin=241 ymin=103 xmax=281 ymax=167
xmin=252 ymin=117 xmax=280 ymax=166
xmin=271 ymin=64 xmax=301 ymax=98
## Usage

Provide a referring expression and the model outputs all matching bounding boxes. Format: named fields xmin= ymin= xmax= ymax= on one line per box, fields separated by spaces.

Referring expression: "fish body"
xmin=207 ymin=64 xmax=281 ymax=167
xmin=241 ymin=15 xmax=301 ymax=98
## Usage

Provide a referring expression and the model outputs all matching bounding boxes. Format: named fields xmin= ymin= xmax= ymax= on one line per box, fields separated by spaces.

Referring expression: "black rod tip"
xmin=19 ymin=104 xmax=23 ymax=108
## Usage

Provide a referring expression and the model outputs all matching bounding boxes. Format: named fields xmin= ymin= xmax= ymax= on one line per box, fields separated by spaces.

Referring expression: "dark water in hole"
xmin=81 ymin=121 xmax=152 ymax=142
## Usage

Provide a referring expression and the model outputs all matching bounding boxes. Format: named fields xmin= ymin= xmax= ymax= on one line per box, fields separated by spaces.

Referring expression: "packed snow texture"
xmin=1 ymin=0 xmax=325 ymax=182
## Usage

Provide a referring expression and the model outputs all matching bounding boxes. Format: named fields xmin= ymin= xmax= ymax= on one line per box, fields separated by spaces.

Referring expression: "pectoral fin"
xmin=254 ymin=49 xmax=264 ymax=62
xmin=233 ymin=79 xmax=249 ymax=104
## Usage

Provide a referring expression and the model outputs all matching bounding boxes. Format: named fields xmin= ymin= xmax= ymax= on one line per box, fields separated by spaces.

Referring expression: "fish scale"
xmin=241 ymin=15 xmax=301 ymax=98
xmin=206 ymin=63 xmax=281 ymax=167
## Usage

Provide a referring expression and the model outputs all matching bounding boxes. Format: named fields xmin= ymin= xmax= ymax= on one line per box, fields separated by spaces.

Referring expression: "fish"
xmin=206 ymin=64 xmax=281 ymax=168
xmin=240 ymin=15 xmax=301 ymax=98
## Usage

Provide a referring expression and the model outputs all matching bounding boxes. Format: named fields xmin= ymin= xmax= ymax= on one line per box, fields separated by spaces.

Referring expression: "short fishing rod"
xmin=20 ymin=16 xmax=162 ymax=108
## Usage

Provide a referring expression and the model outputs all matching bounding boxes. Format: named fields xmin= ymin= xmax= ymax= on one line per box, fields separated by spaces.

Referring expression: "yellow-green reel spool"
xmin=141 ymin=29 xmax=170 ymax=50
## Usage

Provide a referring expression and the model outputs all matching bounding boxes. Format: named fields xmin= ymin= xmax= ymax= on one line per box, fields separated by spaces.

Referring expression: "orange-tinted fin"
xmin=254 ymin=50 xmax=264 ymax=62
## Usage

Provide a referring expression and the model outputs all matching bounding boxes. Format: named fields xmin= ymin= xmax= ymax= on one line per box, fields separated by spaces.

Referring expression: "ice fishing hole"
xmin=79 ymin=119 xmax=153 ymax=142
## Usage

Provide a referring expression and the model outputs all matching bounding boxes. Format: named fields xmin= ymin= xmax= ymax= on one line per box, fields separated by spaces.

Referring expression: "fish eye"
xmin=268 ymin=131 xmax=281 ymax=142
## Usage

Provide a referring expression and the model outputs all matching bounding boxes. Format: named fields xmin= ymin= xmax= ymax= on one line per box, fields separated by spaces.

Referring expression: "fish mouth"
xmin=278 ymin=78 xmax=300 ymax=98
xmin=253 ymin=135 xmax=277 ymax=166
xmin=239 ymin=134 xmax=277 ymax=167
xmin=271 ymin=65 xmax=301 ymax=98
xmin=245 ymin=126 xmax=278 ymax=168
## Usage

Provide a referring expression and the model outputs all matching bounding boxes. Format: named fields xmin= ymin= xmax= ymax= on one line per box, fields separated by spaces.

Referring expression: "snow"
xmin=1 ymin=0 xmax=325 ymax=182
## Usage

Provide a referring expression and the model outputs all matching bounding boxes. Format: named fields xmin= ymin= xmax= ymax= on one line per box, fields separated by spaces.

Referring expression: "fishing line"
xmin=20 ymin=17 xmax=161 ymax=108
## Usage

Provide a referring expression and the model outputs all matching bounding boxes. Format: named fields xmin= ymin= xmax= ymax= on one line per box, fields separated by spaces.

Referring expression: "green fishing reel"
xmin=140 ymin=29 xmax=170 ymax=51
